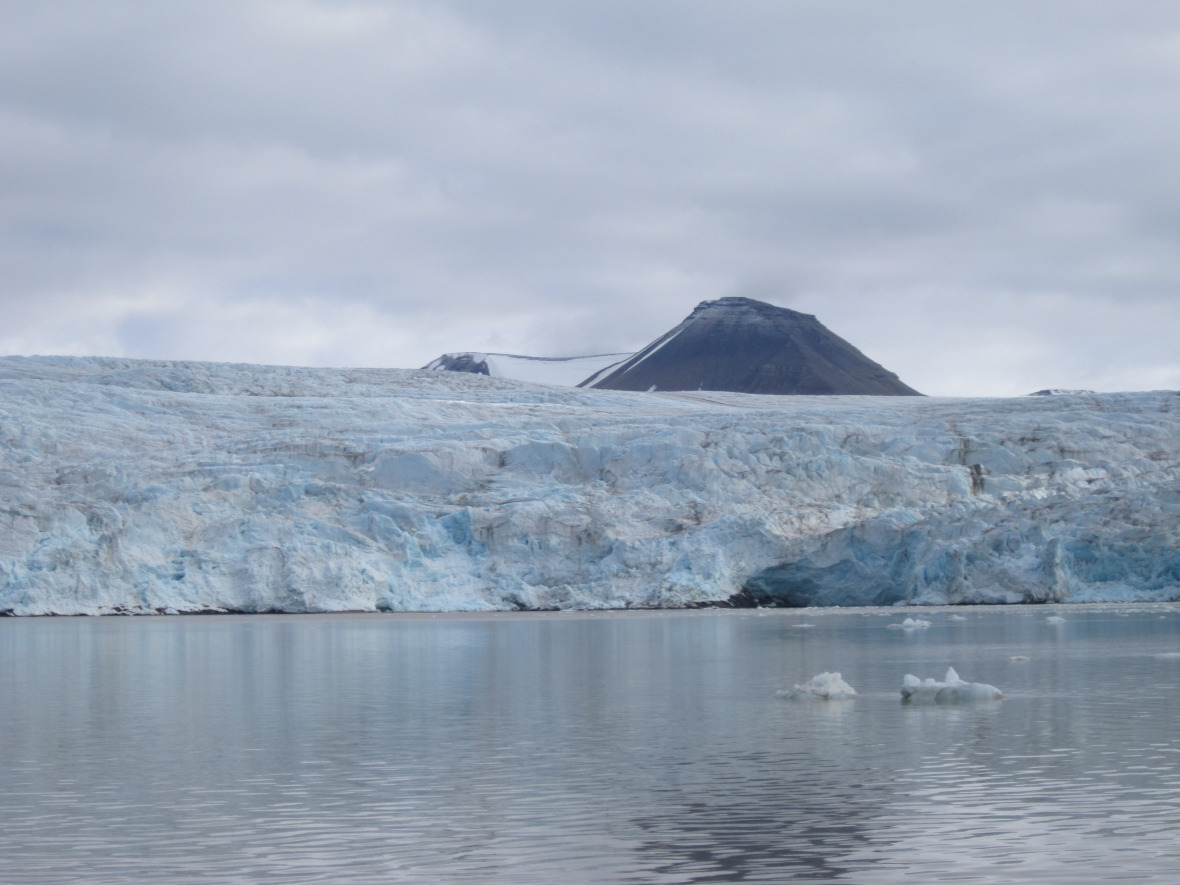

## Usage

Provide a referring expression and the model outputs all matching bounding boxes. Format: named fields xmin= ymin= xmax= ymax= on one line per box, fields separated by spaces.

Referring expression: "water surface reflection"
xmin=0 ymin=606 xmax=1178 ymax=882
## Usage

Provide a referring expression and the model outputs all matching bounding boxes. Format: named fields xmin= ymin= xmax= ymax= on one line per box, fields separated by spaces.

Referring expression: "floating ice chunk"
xmin=936 ymin=681 xmax=1006 ymax=703
xmin=1009 ymin=655 xmax=1030 ymax=663
xmin=777 ymin=671 xmax=858 ymax=700
xmin=900 ymin=673 xmax=942 ymax=702
xmin=887 ymin=617 xmax=932 ymax=630
xmin=949 ymin=614 xmax=968 ymax=622
xmin=792 ymin=623 xmax=816 ymax=629
xmin=1153 ymin=652 xmax=1180 ymax=660
xmin=900 ymin=667 xmax=1003 ymax=704
xmin=1046 ymin=615 xmax=1066 ymax=624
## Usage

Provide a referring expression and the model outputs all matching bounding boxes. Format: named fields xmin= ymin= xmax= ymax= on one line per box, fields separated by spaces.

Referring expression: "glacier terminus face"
xmin=1 ymin=356 xmax=1178 ymax=615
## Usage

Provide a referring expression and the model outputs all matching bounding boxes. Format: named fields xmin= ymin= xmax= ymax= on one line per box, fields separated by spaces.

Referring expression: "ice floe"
xmin=888 ymin=618 xmax=932 ymax=630
xmin=900 ymin=668 xmax=1003 ymax=704
xmin=777 ymin=672 xmax=858 ymax=700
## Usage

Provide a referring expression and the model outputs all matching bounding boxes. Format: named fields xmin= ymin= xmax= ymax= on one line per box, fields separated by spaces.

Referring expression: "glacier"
xmin=1 ymin=355 xmax=1179 ymax=616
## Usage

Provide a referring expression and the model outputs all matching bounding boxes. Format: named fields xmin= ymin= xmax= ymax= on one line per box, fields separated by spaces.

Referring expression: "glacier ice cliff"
xmin=1 ymin=356 xmax=1178 ymax=615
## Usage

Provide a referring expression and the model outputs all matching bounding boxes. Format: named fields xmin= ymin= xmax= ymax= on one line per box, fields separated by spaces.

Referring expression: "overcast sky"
xmin=3 ymin=1 xmax=1178 ymax=395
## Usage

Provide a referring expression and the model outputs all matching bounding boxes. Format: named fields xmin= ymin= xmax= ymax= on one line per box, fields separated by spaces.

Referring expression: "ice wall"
xmin=2 ymin=356 xmax=1178 ymax=615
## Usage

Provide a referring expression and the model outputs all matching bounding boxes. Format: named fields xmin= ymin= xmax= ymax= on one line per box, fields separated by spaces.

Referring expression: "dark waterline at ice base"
xmin=2 ymin=605 xmax=1178 ymax=883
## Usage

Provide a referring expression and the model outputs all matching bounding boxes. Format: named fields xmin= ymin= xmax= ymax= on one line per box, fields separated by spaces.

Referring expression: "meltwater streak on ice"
xmin=2 ymin=356 xmax=1180 ymax=615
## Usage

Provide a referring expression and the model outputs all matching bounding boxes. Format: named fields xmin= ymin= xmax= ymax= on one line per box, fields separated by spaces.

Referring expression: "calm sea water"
xmin=1 ymin=605 xmax=1178 ymax=883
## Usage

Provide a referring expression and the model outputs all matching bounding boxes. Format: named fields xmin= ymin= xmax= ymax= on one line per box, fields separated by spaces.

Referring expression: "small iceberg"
xmin=887 ymin=617 xmax=932 ymax=630
xmin=949 ymin=614 xmax=968 ymax=622
xmin=1046 ymin=615 xmax=1066 ymax=625
xmin=777 ymin=671 xmax=858 ymax=700
xmin=900 ymin=667 xmax=1003 ymax=704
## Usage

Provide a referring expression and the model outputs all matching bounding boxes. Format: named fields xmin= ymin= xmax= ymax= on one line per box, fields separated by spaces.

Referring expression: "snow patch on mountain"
xmin=2 ymin=355 xmax=1179 ymax=615
xmin=598 ymin=328 xmax=685 ymax=381
xmin=424 ymin=352 xmax=630 ymax=387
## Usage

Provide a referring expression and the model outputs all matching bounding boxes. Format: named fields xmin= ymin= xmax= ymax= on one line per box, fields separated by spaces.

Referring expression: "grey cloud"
xmin=1 ymin=1 xmax=1178 ymax=394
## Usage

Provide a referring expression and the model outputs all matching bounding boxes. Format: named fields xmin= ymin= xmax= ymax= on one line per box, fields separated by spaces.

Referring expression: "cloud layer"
xmin=3 ymin=1 xmax=1178 ymax=395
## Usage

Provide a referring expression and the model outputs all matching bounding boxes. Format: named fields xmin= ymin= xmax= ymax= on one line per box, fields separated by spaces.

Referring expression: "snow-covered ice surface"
xmin=2 ymin=356 xmax=1180 ymax=616
xmin=777 ymin=672 xmax=857 ymax=700
xmin=901 ymin=668 xmax=1004 ymax=704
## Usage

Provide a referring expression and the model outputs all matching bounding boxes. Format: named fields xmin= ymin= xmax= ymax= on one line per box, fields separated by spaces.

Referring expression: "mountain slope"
xmin=583 ymin=297 xmax=921 ymax=395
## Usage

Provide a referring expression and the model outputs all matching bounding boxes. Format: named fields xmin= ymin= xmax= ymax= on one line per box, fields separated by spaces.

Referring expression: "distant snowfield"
xmin=424 ymin=352 xmax=631 ymax=387
xmin=2 ymin=356 xmax=1179 ymax=615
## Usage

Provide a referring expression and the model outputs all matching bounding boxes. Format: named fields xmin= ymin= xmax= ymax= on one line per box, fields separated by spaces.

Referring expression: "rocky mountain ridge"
xmin=426 ymin=297 xmax=920 ymax=396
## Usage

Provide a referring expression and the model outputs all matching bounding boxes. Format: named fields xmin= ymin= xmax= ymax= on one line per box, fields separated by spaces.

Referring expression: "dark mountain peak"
xmin=691 ymin=296 xmax=813 ymax=319
xmin=683 ymin=297 xmax=818 ymax=331
xmin=582 ymin=297 xmax=921 ymax=396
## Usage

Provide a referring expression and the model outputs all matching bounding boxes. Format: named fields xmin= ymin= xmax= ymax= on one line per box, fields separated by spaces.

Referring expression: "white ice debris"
xmin=1046 ymin=615 xmax=1066 ymax=624
xmin=901 ymin=668 xmax=1004 ymax=703
xmin=949 ymin=614 xmax=968 ymax=621
xmin=888 ymin=618 xmax=932 ymax=630
xmin=2 ymin=356 xmax=1180 ymax=616
xmin=778 ymin=672 xmax=858 ymax=700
